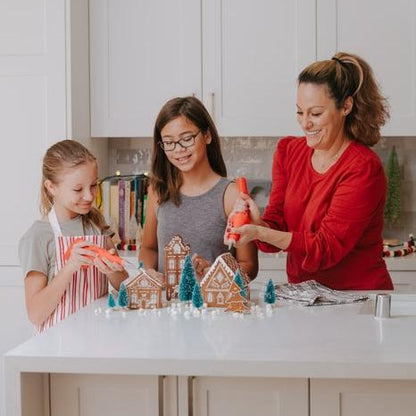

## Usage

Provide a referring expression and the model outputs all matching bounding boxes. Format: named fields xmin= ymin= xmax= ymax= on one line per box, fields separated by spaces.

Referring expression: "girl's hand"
xmin=93 ymin=248 xmax=125 ymax=275
xmin=66 ymin=240 xmax=97 ymax=272
xmin=191 ymin=253 xmax=211 ymax=281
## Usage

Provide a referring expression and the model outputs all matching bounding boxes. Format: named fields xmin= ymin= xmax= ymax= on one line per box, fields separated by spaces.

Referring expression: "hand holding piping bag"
xmin=224 ymin=177 xmax=260 ymax=248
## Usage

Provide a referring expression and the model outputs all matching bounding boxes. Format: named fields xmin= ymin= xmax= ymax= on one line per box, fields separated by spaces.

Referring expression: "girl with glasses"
xmin=140 ymin=96 xmax=258 ymax=282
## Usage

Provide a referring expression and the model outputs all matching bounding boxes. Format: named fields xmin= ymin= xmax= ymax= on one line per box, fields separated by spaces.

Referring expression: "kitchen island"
xmin=5 ymin=292 xmax=416 ymax=416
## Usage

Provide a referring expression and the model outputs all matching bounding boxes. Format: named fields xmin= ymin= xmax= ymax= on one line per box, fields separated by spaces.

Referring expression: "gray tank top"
xmin=157 ymin=177 xmax=235 ymax=272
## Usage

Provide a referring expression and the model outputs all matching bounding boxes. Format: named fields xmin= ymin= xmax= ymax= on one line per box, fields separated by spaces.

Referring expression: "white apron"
xmin=38 ymin=209 xmax=108 ymax=333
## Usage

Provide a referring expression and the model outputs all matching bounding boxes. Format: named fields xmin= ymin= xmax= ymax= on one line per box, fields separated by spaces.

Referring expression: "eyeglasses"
xmin=159 ymin=131 xmax=201 ymax=152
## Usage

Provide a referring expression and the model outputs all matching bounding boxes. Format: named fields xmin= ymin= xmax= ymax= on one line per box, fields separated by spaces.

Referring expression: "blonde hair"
xmin=298 ymin=52 xmax=390 ymax=146
xmin=40 ymin=139 xmax=108 ymax=232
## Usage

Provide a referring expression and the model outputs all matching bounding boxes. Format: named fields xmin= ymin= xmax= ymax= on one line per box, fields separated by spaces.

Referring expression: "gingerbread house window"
xmin=168 ymin=273 xmax=175 ymax=284
xmin=208 ymin=292 xmax=213 ymax=303
xmin=173 ymin=243 xmax=181 ymax=254
xmin=218 ymin=292 xmax=225 ymax=304
xmin=168 ymin=259 xmax=175 ymax=269
xmin=150 ymin=293 xmax=157 ymax=304
xmin=180 ymin=259 xmax=185 ymax=268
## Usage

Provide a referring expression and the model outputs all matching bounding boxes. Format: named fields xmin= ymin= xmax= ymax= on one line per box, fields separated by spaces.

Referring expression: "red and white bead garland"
xmin=383 ymin=234 xmax=416 ymax=257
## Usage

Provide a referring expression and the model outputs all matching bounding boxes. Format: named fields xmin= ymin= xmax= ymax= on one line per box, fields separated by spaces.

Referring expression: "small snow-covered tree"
xmin=233 ymin=269 xmax=247 ymax=298
xmin=118 ymin=282 xmax=129 ymax=308
xmin=264 ymin=279 xmax=276 ymax=305
xmin=179 ymin=254 xmax=196 ymax=301
xmin=107 ymin=292 xmax=116 ymax=308
xmin=192 ymin=282 xmax=204 ymax=308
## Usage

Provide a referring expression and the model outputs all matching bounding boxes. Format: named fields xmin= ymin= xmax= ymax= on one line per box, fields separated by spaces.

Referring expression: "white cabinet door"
xmin=90 ymin=0 xmax=316 ymax=137
xmin=311 ymin=378 xmax=416 ymax=416
xmin=0 ymin=1 xmax=66 ymax=414
xmin=0 ymin=275 xmax=33 ymax=416
xmin=202 ymin=0 xmax=316 ymax=137
xmin=317 ymin=0 xmax=416 ymax=136
xmin=190 ymin=376 xmax=308 ymax=416
xmin=0 ymin=0 xmax=66 ymax=267
xmin=51 ymin=374 xmax=161 ymax=416
xmin=90 ymin=0 xmax=201 ymax=137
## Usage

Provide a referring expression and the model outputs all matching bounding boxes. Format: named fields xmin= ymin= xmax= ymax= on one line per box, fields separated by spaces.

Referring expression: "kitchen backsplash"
xmin=107 ymin=136 xmax=416 ymax=242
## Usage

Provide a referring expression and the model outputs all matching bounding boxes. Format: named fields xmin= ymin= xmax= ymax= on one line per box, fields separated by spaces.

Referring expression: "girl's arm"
xmin=224 ymin=182 xmax=259 ymax=280
xmin=24 ymin=241 xmax=96 ymax=326
xmin=139 ymin=186 xmax=159 ymax=270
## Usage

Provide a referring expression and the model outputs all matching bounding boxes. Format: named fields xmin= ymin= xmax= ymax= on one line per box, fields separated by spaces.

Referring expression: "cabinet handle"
xmin=188 ymin=376 xmax=195 ymax=416
xmin=159 ymin=375 xmax=165 ymax=416
xmin=210 ymin=92 xmax=215 ymax=122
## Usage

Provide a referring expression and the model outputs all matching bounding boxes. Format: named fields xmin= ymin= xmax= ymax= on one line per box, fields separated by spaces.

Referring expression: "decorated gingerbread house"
xmin=164 ymin=235 xmax=190 ymax=300
xmin=200 ymin=252 xmax=250 ymax=307
xmin=225 ymin=280 xmax=250 ymax=313
xmin=124 ymin=268 xmax=164 ymax=309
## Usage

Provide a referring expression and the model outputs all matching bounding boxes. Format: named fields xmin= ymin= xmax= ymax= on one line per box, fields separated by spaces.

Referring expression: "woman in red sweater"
xmin=226 ymin=52 xmax=393 ymax=290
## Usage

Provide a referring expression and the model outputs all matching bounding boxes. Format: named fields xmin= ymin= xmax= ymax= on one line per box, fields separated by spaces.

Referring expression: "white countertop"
xmin=5 ymin=293 xmax=416 ymax=380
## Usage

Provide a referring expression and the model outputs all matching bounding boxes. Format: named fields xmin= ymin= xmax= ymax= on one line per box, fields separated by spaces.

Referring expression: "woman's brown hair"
xmin=41 ymin=139 xmax=108 ymax=232
xmin=151 ymin=96 xmax=227 ymax=205
xmin=298 ymin=52 xmax=389 ymax=146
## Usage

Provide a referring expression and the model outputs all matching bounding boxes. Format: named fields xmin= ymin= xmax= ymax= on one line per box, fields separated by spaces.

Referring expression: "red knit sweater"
xmin=258 ymin=137 xmax=393 ymax=290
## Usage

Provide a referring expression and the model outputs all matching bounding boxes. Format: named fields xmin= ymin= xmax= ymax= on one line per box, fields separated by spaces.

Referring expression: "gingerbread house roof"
xmin=125 ymin=268 xmax=164 ymax=290
xmin=164 ymin=235 xmax=190 ymax=253
xmin=200 ymin=252 xmax=240 ymax=289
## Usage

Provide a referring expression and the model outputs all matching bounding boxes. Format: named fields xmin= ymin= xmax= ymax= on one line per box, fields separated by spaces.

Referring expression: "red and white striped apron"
xmin=37 ymin=209 xmax=108 ymax=333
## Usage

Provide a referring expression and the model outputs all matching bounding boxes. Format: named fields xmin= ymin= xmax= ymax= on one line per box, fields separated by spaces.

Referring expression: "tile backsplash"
xmin=107 ymin=136 xmax=416 ymax=241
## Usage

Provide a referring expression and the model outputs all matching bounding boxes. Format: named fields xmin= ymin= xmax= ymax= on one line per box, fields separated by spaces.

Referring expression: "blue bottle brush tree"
xmin=264 ymin=279 xmax=276 ymax=305
xmin=179 ymin=254 xmax=196 ymax=301
xmin=107 ymin=292 xmax=116 ymax=308
xmin=117 ymin=282 xmax=129 ymax=308
xmin=233 ymin=269 xmax=247 ymax=298
xmin=192 ymin=281 xmax=204 ymax=308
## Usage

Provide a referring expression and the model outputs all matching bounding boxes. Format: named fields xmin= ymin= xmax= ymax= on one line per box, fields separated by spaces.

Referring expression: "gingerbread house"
xmin=225 ymin=280 xmax=250 ymax=313
xmin=124 ymin=268 xmax=164 ymax=309
xmin=200 ymin=252 xmax=250 ymax=307
xmin=164 ymin=235 xmax=190 ymax=300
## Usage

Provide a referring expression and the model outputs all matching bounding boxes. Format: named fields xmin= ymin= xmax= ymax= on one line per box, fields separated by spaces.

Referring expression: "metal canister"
xmin=374 ymin=293 xmax=391 ymax=319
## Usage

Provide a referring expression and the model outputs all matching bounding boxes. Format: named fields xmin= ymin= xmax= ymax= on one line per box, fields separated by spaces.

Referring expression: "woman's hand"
xmin=191 ymin=253 xmax=211 ymax=281
xmin=93 ymin=248 xmax=125 ymax=275
xmin=224 ymin=193 xmax=263 ymax=247
xmin=239 ymin=193 xmax=262 ymax=224
xmin=65 ymin=240 xmax=97 ymax=272
xmin=225 ymin=224 xmax=260 ymax=247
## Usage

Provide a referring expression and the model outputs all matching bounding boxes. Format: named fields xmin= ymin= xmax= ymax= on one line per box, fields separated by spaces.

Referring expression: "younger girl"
xmin=140 ymin=96 xmax=258 ymax=281
xmin=18 ymin=140 xmax=128 ymax=332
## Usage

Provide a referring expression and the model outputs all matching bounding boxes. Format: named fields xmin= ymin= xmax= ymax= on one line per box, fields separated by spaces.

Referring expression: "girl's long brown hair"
xmin=151 ymin=96 xmax=226 ymax=206
xmin=298 ymin=52 xmax=389 ymax=146
xmin=41 ymin=139 xmax=108 ymax=232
